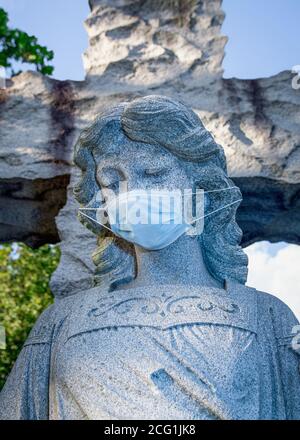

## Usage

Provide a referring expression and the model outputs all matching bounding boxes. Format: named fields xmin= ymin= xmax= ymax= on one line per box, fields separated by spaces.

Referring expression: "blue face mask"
xmin=104 ymin=190 xmax=192 ymax=250
xmin=79 ymin=188 xmax=241 ymax=251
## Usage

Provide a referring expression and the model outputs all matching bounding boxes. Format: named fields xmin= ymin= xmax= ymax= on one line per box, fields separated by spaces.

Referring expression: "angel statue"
xmin=1 ymin=96 xmax=299 ymax=420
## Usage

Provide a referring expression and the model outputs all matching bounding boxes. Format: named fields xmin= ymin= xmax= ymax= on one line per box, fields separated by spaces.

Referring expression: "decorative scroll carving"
xmin=87 ymin=292 xmax=240 ymax=319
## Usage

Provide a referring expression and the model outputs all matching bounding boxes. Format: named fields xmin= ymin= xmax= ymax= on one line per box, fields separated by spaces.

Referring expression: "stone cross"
xmin=0 ymin=0 xmax=299 ymax=297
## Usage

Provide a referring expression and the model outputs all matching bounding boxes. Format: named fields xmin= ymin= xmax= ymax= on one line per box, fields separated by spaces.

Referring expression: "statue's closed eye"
xmin=144 ymin=167 xmax=168 ymax=177
xmin=105 ymin=181 xmax=120 ymax=191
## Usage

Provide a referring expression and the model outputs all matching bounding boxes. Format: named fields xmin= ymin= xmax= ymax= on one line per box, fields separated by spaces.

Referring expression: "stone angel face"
xmin=74 ymin=95 xmax=247 ymax=290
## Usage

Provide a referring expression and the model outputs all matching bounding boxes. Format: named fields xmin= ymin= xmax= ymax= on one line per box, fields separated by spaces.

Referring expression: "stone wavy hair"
xmin=74 ymin=95 xmax=248 ymax=290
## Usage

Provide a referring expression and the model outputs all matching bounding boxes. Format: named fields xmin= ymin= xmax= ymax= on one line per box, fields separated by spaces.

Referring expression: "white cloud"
xmin=245 ymin=242 xmax=300 ymax=320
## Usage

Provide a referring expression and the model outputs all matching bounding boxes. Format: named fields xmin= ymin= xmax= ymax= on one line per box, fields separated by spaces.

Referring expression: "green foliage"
xmin=0 ymin=243 xmax=60 ymax=390
xmin=0 ymin=8 xmax=54 ymax=76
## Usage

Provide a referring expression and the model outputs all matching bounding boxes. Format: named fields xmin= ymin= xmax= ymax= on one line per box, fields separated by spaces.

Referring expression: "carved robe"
xmin=1 ymin=284 xmax=300 ymax=420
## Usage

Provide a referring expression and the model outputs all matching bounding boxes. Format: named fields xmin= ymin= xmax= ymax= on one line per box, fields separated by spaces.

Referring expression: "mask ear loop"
xmin=78 ymin=209 xmax=115 ymax=234
xmin=192 ymin=198 xmax=243 ymax=224
xmin=78 ymin=187 xmax=241 ymax=232
xmin=79 ymin=198 xmax=243 ymax=243
xmin=203 ymin=186 xmax=239 ymax=194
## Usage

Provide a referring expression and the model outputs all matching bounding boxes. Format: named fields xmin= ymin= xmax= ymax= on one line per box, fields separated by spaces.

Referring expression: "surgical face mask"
xmin=104 ymin=189 xmax=192 ymax=250
xmin=79 ymin=187 xmax=242 ymax=251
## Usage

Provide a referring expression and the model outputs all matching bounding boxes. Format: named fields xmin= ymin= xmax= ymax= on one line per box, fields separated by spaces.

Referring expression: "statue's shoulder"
xmin=24 ymin=303 xmax=57 ymax=346
xmin=24 ymin=288 xmax=102 ymax=347
xmin=237 ymin=284 xmax=299 ymax=343
xmin=255 ymin=288 xmax=298 ymax=321
xmin=24 ymin=293 xmax=80 ymax=346
xmin=233 ymin=282 xmax=297 ymax=318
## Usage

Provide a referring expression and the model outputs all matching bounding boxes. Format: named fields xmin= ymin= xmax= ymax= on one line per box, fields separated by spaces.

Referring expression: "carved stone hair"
xmin=74 ymin=95 xmax=248 ymax=290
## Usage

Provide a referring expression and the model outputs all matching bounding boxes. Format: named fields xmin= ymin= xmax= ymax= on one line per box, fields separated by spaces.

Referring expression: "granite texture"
xmin=1 ymin=96 xmax=299 ymax=420
xmin=0 ymin=283 xmax=300 ymax=419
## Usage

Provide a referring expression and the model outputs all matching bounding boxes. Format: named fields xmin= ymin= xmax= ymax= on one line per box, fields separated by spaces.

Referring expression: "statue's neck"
xmin=118 ymin=234 xmax=222 ymax=290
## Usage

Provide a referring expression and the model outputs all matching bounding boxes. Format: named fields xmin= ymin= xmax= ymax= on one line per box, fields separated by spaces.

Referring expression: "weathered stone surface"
xmin=0 ymin=175 xmax=69 ymax=247
xmin=204 ymin=72 xmax=300 ymax=246
xmin=0 ymin=0 xmax=299 ymax=297
xmin=84 ymin=0 xmax=226 ymax=87
xmin=0 ymin=72 xmax=74 ymax=246
xmin=0 ymin=72 xmax=75 ymax=180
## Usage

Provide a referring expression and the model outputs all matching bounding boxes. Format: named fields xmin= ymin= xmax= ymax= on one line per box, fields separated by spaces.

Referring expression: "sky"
xmin=1 ymin=0 xmax=300 ymax=318
xmin=0 ymin=0 xmax=90 ymax=80
xmin=222 ymin=0 xmax=300 ymax=78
